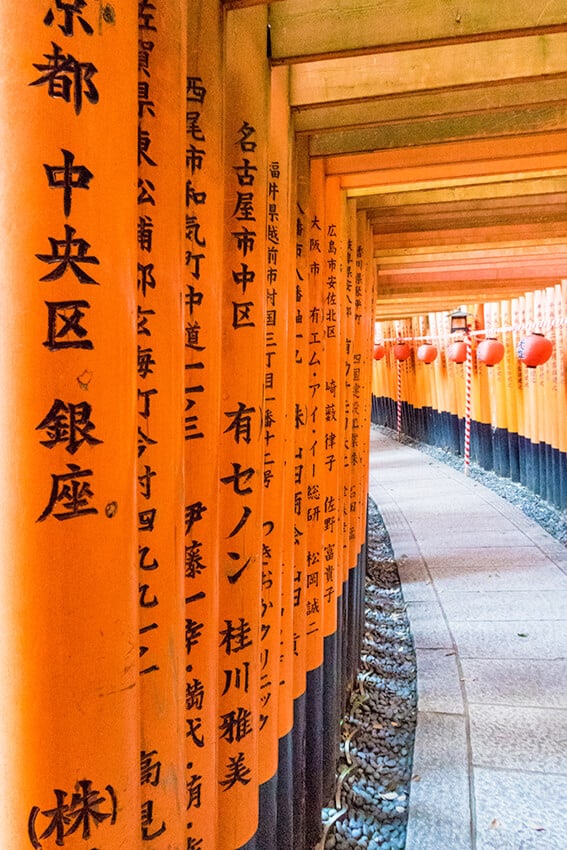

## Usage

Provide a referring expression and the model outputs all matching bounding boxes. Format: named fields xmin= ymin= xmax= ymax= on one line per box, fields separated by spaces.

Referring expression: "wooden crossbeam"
xmin=269 ymin=0 xmax=567 ymax=64
xmin=293 ymin=77 xmax=567 ymax=134
xmin=309 ymin=104 xmax=567 ymax=157
xmin=290 ymin=34 xmax=567 ymax=107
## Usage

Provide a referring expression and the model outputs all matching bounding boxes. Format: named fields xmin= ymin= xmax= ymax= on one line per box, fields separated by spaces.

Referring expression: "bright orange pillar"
xmin=0 ymin=3 xmax=140 ymax=846
xmin=292 ymin=136 xmax=310 ymax=708
xmin=356 ymin=212 xmax=376 ymax=547
xmin=217 ymin=7 xmax=269 ymax=848
xmin=343 ymin=203 xmax=358 ymax=587
xmin=137 ymin=1 xmax=187 ymax=845
xmin=184 ymin=2 xmax=224 ymax=847
xmin=290 ymin=135 xmax=310 ymax=848
xmin=505 ymin=296 xmax=523 ymax=457
xmin=269 ymin=66 xmax=296 ymax=750
xmin=258 ymin=63 xmax=295 ymax=784
xmin=322 ymin=176 xmax=344 ymax=641
xmin=305 ymin=157 xmax=326 ymax=676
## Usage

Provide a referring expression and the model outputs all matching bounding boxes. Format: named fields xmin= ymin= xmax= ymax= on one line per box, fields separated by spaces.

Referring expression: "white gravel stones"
xmin=322 ymin=499 xmax=417 ymax=850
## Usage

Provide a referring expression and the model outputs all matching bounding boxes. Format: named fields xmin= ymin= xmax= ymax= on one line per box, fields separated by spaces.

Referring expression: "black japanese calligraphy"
xmin=36 ymin=399 xmax=102 ymax=454
xmin=28 ymin=780 xmax=117 ymax=849
xmin=37 ymin=463 xmax=97 ymax=521
xmin=31 ymin=43 xmax=98 ymax=114
xmin=37 ymin=225 xmax=100 ymax=284
xmin=43 ymin=0 xmax=94 ymax=37
xmin=44 ymin=150 xmax=93 ymax=218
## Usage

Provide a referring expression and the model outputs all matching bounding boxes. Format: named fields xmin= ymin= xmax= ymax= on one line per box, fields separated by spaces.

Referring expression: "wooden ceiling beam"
xmin=290 ymin=34 xmax=567 ymax=107
xmin=376 ymin=284 xmax=551 ymax=305
xmin=373 ymin=221 xmax=567 ymax=249
xmin=368 ymin=207 xmax=567 ymax=233
xmin=377 ymin=243 xmax=567 ymax=266
xmin=375 ymin=282 xmax=557 ymax=314
xmin=326 ymin=132 xmax=567 ymax=179
xmin=345 ymin=159 xmax=567 ymax=195
xmin=309 ymin=103 xmax=567 ymax=157
xmin=225 ymin=0 xmax=284 ymax=8
xmin=377 ymin=262 xmax=565 ymax=288
xmin=269 ymin=0 xmax=567 ymax=64
xmin=366 ymin=196 xmax=567 ymax=226
xmin=293 ymin=77 xmax=567 ymax=134
xmin=356 ymin=176 xmax=567 ymax=209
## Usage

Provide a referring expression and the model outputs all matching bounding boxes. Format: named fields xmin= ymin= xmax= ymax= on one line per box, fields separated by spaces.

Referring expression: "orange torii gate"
xmin=0 ymin=4 xmax=377 ymax=849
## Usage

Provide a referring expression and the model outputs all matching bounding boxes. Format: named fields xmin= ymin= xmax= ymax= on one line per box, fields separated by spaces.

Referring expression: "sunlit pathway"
xmin=368 ymin=427 xmax=567 ymax=850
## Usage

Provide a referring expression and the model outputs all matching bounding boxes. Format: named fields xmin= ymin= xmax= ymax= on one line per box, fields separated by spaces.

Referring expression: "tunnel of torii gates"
xmin=1 ymin=1 xmax=567 ymax=849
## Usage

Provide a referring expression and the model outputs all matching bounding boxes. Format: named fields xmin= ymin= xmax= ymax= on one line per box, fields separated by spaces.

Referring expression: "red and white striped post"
xmin=464 ymin=332 xmax=473 ymax=475
xmin=396 ymin=359 xmax=402 ymax=440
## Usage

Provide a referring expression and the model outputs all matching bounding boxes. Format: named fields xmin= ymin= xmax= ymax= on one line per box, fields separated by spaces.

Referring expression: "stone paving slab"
xmin=418 ymin=547 xmax=567 ymax=592
xmin=474 ymin=769 xmax=567 ymax=850
xmin=414 ymin=527 xmax=538 ymax=548
xmin=438 ymin=589 xmax=567 ymax=621
xmin=461 ymin=657 xmax=567 ymax=708
xmin=396 ymin=556 xmax=437 ymax=602
xmin=403 ymin=600 xmax=454 ymax=650
xmin=469 ymin=704 xmax=567 ymax=773
xmin=414 ymin=647 xmax=464 ymax=714
xmin=450 ymin=619 xmax=567 ymax=659
xmin=405 ymin=712 xmax=472 ymax=850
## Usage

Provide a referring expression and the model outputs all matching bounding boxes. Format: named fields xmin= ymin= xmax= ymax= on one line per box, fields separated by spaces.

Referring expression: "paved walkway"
xmin=368 ymin=427 xmax=567 ymax=850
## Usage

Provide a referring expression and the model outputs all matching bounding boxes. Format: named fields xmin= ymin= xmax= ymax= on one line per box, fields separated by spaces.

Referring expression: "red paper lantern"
xmin=477 ymin=337 xmax=504 ymax=367
xmin=393 ymin=340 xmax=411 ymax=361
xmin=517 ymin=332 xmax=553 ymax=368
xmin=417 ymin=343 xmax=438 ymax=364
xmin=447 ymin=340 xmax=467 ymax=363
xmin=373 ymin=343 xmax=386 ymax=360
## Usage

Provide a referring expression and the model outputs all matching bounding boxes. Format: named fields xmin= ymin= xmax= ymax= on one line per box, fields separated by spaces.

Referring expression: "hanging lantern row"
xmin=373 ymin=331 xmax=554 ymax=369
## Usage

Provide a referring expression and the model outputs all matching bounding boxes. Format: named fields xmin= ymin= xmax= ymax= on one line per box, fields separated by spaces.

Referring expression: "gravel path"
xmin=320 ymin=497 xmax=417 ymax=850
xmin=319 ymin=424 xmax=567 ymax=850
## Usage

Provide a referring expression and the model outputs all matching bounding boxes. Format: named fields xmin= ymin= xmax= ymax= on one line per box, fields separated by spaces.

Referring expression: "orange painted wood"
xmin=217 ymin=7 xmax=269 ymax=847
xmin=257 ymin=65 xmax=293 ymax=782
xmin=292 ymin=135 xmax=310 ymax=701
xmin=342 ymin=150 xmax=567 ymax=189
xmin=269 ymin=69 xmax=296 ymax=739
xmin=322 ymin=176 xmax=343 ymax=637
xmin=184 ymin=1 xmax=224 ymax=846
xmin=137 ymin=1 xmax=188 ymax=846
xmin=0 ymin=3 xmax=141 ymax=847
xmin=555 ymin=283 xmax=567 ymax=453
xmin=374 ymin=222 xmax=567 ymax=251
xmin=327 ymin=131 xmax=567 ymax=179
xmin=358 ymin=213 xmax=376 ymax=549
xmin=501 ymin=297 xmax=521 ymax=439
xmin=267 ymin=63 xmax=296 ymax=749
xmin=484 ymin=303 xmax=510 ymax=435
xmin=343 ymin=201 xmax=359 ymax=580
xmin=305 ymin=157 xmax=326 ymax=673
xmin=350 ymin=212 xmax=373 ymax=569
